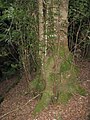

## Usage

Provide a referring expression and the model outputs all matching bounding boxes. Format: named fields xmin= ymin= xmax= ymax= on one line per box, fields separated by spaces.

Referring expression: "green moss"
xmin=60 ymin=61 xmax=71 ymax=73
xmin=60 ymin=53 xmax=74 ymax=73
xmin=58 ymin=92 xmax=72 ymax=104
xmin=59 ymin=49 xmax=65 ymax=58
xmin=34 ymin=90 xmax=53 ymax=114
xmin=33 ymin=57 xmax=55 ymax=114
xmin=75 ymin=85 xmax=87 ymax=96
xmin=32 ymin=48 xmax=85 ymax=114
xmin=29 ymin=74 xmax=45 ymax=95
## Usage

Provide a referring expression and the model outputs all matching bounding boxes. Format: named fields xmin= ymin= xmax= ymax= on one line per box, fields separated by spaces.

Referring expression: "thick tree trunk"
xmin=34 ymin=0 xmax=79 ymax=114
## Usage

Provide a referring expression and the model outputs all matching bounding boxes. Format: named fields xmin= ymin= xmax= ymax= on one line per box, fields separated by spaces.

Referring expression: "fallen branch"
xmin=0 ymin=94 xmax=40 ymax=119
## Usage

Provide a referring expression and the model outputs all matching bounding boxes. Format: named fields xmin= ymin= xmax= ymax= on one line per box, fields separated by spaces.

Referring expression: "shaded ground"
xmin=0 ymin=60 xmax=90 ymax=120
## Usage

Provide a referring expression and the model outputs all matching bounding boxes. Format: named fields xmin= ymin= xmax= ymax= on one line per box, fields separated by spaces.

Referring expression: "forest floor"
xmin=0 ymin=59 xmax=90 ymax=120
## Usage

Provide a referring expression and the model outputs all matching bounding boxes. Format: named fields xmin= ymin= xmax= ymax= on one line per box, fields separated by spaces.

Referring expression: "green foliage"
xmin=69 ymin=0 xmax=90 ymax=20
xmin=0 ymin=0 xmax=19 ymax=79
xmin=14 ymin=0 xmax=39 ymax=73
xmin=0 ymin=0 xmax=39 ymax=78
xmin=68 ymin=0 xmax=90 ymax=58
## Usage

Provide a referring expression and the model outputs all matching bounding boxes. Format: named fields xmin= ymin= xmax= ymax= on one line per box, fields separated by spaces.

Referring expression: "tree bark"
xmin=38 ymin=0 xmax=46 ymax=79
xmin=34 ymin=0 xmax=78 ymax=114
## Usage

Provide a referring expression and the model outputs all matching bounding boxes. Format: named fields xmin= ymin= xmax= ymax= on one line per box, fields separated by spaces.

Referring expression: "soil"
xmin=0 ymin=60 xmax=90 ymax=120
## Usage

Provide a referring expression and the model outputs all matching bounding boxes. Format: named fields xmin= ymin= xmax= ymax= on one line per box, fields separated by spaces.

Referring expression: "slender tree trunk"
xmin=38 ymin=0 xmax=46 ymax=79
xmin=21 ymin=47 xmax=31 ymax=83
xmin=20 ymin=31 xmax=31 ymax=84
xmin=59 ymin=0 xmax=69 ymax=46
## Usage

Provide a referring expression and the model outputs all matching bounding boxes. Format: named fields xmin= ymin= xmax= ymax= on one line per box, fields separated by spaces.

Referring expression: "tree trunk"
xmin=38 ymin=0 xmax=46 ymax=79
xmin=34 ymin=0 xmax=80 ymax=114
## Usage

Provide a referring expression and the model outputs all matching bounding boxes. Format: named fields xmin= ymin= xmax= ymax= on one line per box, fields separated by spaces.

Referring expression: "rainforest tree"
xmin=33 ymin=0 xmax=86 ymax=114
xmin=0 ymin=0 xmax=87 ymax=114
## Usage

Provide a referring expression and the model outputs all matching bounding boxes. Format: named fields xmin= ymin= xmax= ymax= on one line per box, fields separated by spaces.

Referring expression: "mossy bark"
xmin=33 ymin=0 xmax=86 ymax=114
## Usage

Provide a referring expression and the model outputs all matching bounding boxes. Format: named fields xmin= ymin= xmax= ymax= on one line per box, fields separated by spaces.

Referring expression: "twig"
xmin=0 ymin=94 xmax=40 ymax=119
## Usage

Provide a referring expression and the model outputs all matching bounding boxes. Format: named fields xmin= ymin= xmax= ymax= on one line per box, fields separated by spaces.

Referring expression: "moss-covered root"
xmin=33 ymin=57 xmax=54 ymax=115
xmin=34 ymin=90 xmax=53 ymax=114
